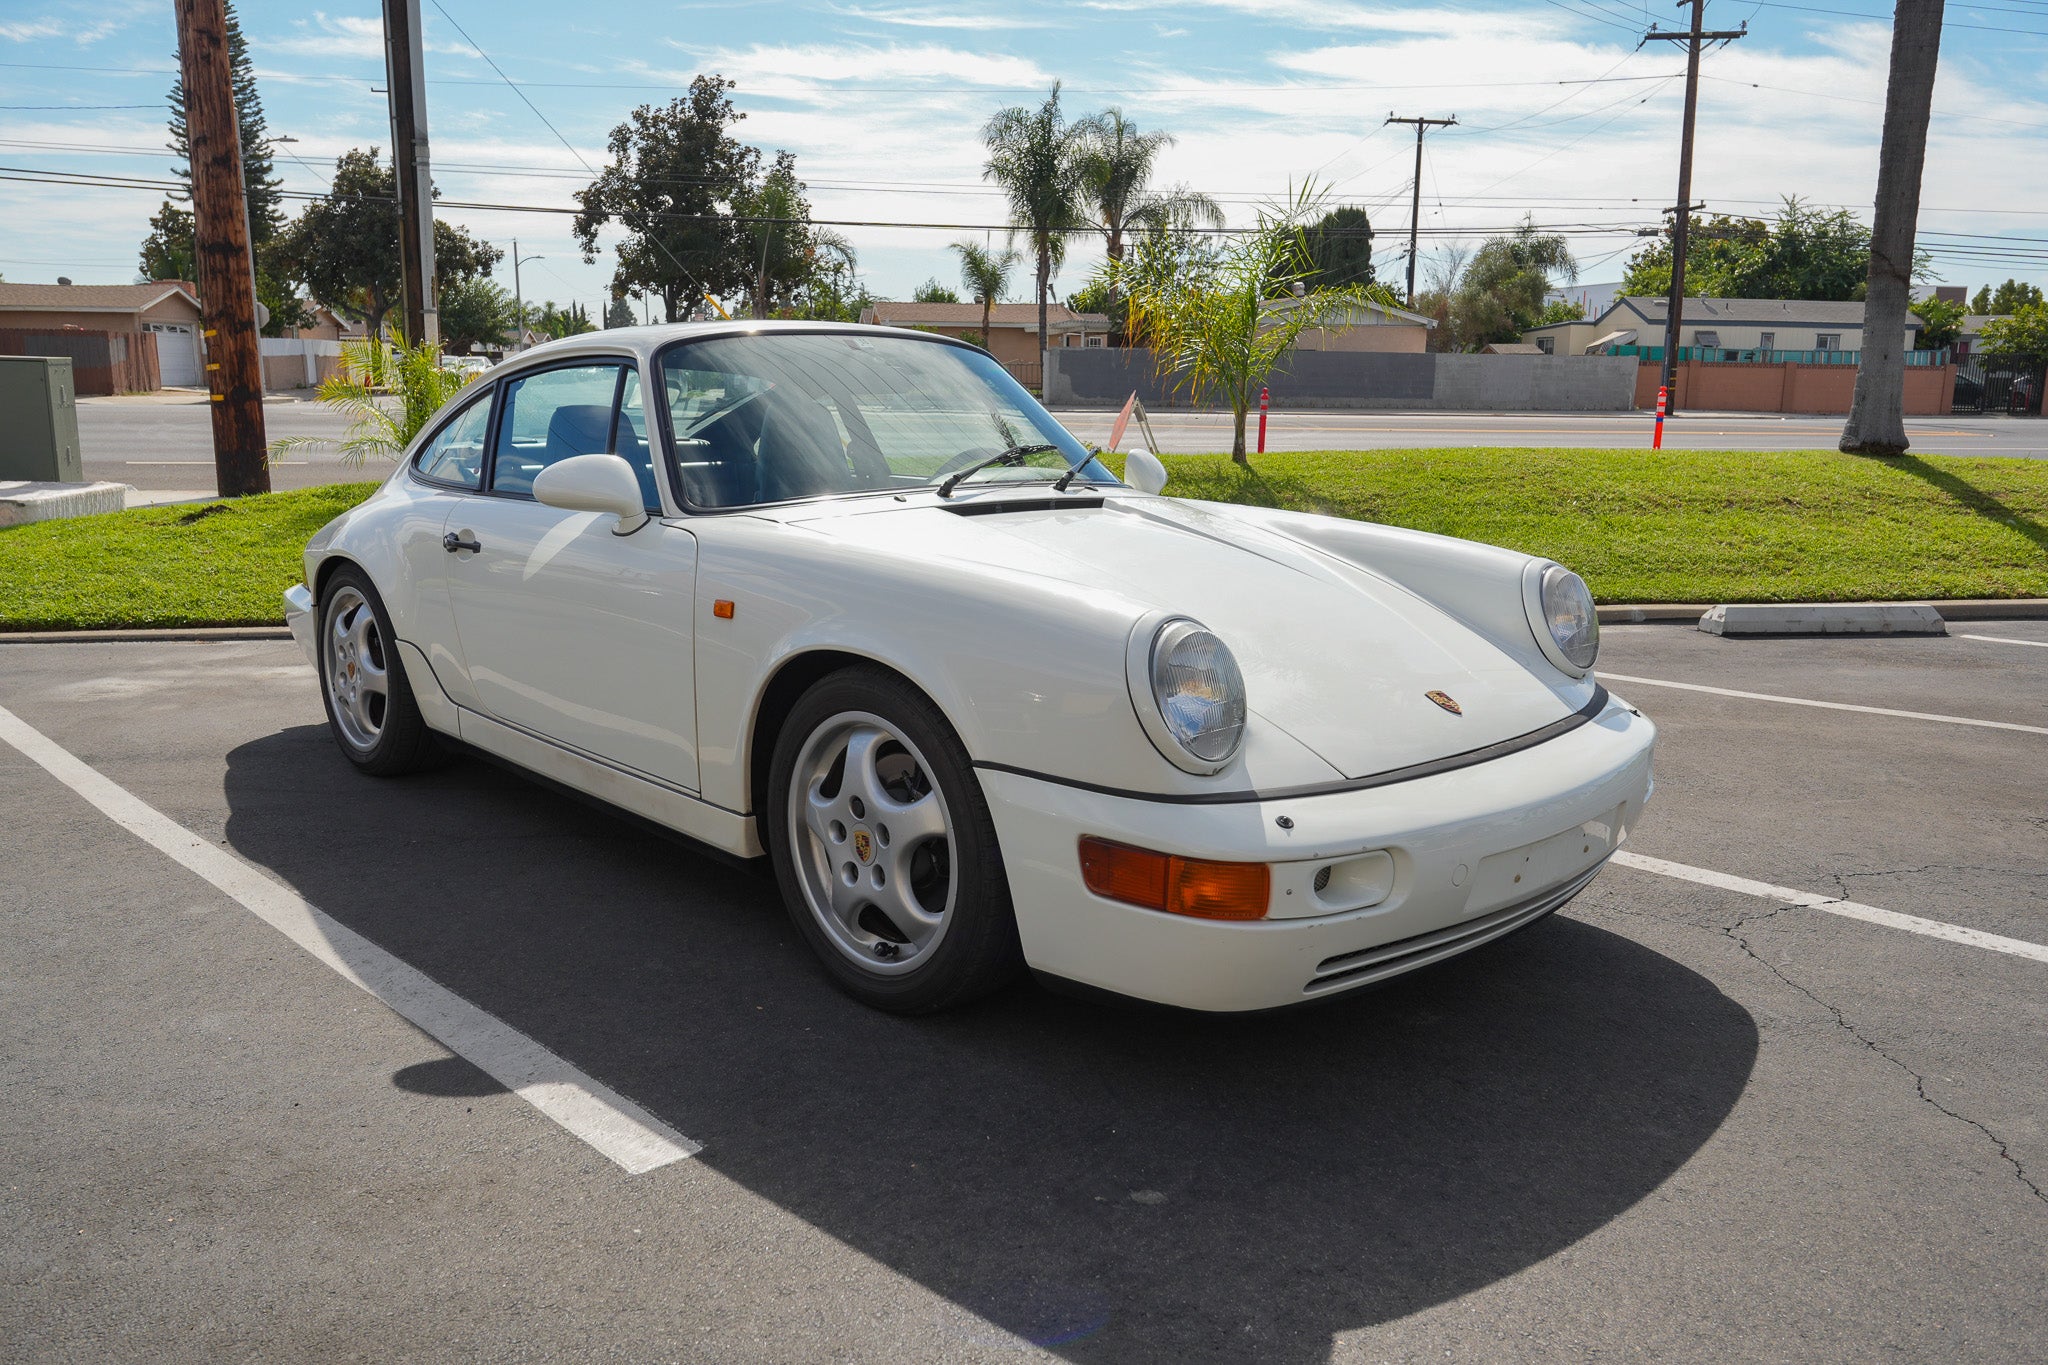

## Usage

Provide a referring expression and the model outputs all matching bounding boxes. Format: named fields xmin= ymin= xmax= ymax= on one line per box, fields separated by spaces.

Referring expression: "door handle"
xmin=443 ymin=531 xmax=482 ymax=554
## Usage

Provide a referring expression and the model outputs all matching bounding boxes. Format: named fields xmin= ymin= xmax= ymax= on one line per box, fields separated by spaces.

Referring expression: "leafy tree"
xmin=1909 ymin=296 xmax=1964 ymax=350
xmin=1303 ymin=206 xmax=1375 ymax=289
xmin=605 ymin=295 xmax=636 ymax=328
xmin=913 ymin=277 xmax=961 ymax=303
xmin=1453 ymin=217 xmax=1577 ymax=348
xmin=733 ymin=149 xmax=836 ymax=319
xmin=1979 ymin=303 xmax=2048 ymax=362
xmin=1538 ymin=298 xmax=1585 ymax=325
xmin=1116 ymin=184 xmax=1402 ymax=463
xmin=1619 ymin=197 xmax=1921 ymax=303
xmin=574 ymin=77 xmax=758 ymax=321
xmin=1971 ymin=279 xmax=2045 ymax=315
xmin=439 ymin=277 xmax=518 ymax=354
xmin=951 ymin=239 xmax=1019 ymax=344
xmin=983 ymin=84 xmax=1091 ymax=381
xmin=137 ymin=200 xmax=197 ymax=283
xmin=270 ymin=148 xmax=501 ymax=345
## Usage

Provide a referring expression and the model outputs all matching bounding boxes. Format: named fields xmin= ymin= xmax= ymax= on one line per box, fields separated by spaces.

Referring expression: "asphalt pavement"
xmin=76 ymin=393 xmax=2048 ymax=498
xmin=2 ymin=623 xmax=2043 ymax=1360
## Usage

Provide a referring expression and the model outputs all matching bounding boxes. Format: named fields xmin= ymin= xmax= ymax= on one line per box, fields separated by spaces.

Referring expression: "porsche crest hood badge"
xmin=1425 ymin=690 xmax=1463 ymax=715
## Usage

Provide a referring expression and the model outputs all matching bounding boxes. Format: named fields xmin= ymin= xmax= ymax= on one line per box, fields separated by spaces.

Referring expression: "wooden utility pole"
xmin=1842 ymin=1 xmax=1946 ymax=456
xmin=1644 ymin=1 xmax=1745 ymax=415
xmin=1385 ymin=115 xmax=1457 ymax=307
xmin=382 ymin=0 xmax=437 ymax=348
xmin=173 ymin=0 xmax=268 ymax=497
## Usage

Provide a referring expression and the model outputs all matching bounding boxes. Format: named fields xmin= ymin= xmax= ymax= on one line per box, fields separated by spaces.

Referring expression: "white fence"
xmin=258 ymin=337 xmax=343 ymax=391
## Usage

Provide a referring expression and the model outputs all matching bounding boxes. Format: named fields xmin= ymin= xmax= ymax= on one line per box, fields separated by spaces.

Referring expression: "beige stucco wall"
xmin=1295 ymin=323 xmax=1427 ymax=353
xmin=138 ymin=295 xmax=204 ymax=327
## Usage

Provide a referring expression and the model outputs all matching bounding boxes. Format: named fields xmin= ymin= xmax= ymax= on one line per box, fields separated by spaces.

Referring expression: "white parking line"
xmin=1958 ymin=633 xmax=2048 ymax=649
xmin=1612 ymin=851 xmax=2048 ymax=966
xmin=1602 ymin=673 xmax=2048 ymax=736
xmin=0 ymin=701 xmax=699 ymax=1174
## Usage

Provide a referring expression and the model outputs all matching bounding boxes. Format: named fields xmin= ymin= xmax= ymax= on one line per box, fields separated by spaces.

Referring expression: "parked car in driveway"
xmin=285 ymin=322 xmax=1655 ymax=1013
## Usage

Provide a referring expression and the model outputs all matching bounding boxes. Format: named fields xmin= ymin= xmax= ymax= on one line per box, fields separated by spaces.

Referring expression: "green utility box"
xmin=0 ymin=355 xmax=83 ymax=483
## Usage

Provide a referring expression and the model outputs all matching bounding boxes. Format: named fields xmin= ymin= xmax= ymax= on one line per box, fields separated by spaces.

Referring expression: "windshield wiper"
xmin=1051 ymin=450 xmax=1102 ymax=493
xmin=935 ymin=442 xmax=1059 ymax=498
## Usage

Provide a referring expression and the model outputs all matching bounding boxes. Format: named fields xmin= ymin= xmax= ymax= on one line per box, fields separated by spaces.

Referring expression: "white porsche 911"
xmin=285 ymin=323 xmax=1654 ymax=1013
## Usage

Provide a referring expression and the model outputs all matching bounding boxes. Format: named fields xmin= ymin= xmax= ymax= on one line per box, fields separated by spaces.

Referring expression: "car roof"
xmin=490 ymin=320 xmax=977 ymax=376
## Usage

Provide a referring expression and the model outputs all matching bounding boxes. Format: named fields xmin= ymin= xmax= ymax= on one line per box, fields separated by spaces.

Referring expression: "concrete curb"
xmin=1599 ymin=599 xmax=2048 ymax=627
xmin=0 ymin=626 xmax=293 ymax=644
xmin=1701 ymin=603 xmax=1947 ymax=637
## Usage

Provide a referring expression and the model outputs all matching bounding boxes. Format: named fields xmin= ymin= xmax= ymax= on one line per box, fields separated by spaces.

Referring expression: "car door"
xmin=391 ymin=385 xmax=496 ymax=707
xmin=442 ymin=359 xmax=701 ymax=792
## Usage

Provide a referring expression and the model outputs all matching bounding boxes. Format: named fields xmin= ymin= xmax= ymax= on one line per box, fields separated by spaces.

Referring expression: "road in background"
xmin=77 ymin=395 xmax=2048 ymax=496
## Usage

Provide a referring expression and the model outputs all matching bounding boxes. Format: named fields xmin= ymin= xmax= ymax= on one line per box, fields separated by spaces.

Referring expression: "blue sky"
xmin=3 ymin=0 xmax=2045 ymax=312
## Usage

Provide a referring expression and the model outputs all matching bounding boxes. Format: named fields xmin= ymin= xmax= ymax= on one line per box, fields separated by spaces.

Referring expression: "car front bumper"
xmin=284 ymin=584 xmax=317 ymax=667
xmin=981 ymin=692 xmax=1656 ymax=1012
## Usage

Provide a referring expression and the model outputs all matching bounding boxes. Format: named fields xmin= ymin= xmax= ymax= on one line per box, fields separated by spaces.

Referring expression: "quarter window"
xmin=413 ymin=389 xmax=492 ymax=489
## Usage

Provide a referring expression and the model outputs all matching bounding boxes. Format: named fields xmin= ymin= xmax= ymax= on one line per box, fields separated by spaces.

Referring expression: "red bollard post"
xmin=1257 ymin=386 xmax=1270 ymax=454
xmin=1652 ymin=385 xmax=1668 ymax=449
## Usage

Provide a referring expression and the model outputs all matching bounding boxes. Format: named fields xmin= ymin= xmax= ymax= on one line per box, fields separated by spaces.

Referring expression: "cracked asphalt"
xmin=2 ymin=622 xmax=2043 ymax=1362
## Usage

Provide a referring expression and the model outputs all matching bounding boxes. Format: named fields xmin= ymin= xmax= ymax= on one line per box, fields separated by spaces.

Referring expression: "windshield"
xmin=654 ymin=331 xmax=1114 ymax=509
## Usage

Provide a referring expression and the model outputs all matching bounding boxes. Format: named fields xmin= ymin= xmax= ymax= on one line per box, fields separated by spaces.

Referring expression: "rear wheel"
xmin=767 ymin=667 xmax=1022 ymax=1013
xmin=317 ymin=565 xmax=446 ymax=776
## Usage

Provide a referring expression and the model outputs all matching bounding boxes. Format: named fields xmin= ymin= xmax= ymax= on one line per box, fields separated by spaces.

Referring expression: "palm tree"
xmin=1075 ymin=109 xmax=1223 ymax=267
xmin=951 ymin=240 xmax=1019 ymax=348
xmin=1117 ymin=184 xmax=1403 ymax=464
xmin=1841 ymin=0 xmax=1944 ymax=456
xmin=982 ymin=84 xmax=1090 ymax=385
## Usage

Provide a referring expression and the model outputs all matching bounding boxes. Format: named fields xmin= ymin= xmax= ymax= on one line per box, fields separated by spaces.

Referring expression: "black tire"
xmin=316 ymin=563 xmax=449 ymax=777
xmin=765 ymin=666 xmax=1023 ymax=1013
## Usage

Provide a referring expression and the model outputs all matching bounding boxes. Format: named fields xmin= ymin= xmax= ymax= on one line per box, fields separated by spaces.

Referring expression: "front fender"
xmin=688 ymin=516 xmax=1341 ymax=816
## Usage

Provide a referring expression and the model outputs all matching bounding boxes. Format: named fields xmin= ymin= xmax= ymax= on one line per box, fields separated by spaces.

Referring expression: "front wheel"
xmin=766 ymin=667 xmax=1022 ymax=1013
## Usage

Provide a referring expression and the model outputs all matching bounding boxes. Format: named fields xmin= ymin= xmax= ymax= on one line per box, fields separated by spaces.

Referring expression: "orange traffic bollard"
xmin=1652 ymin=385 xmax=1668 ymax=449
xmin=1257 ymin=386 xmax=1270 ymax=454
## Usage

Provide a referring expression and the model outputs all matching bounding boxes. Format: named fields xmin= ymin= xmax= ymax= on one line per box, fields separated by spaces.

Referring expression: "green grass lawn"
xmin=0 ymin=483 xmax=380 ymax=631
xmin=3 ymin=447 xmax=2046 ymax=630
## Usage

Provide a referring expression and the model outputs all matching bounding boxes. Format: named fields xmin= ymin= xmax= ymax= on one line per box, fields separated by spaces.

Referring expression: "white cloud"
xmin=0 ymin=18 xmax=67 ymax=42
xmin=1078 ymin=0 xmax=1562 ymax=39
xmin=264 ymin=11 xmax=479 ymax=61
xmin=837 ymin=5 xmax=1056 ymax=31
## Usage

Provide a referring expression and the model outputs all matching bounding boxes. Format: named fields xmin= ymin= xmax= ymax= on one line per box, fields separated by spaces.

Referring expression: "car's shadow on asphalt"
xmin=224 ymin=727 xmax=1757 ymax=1364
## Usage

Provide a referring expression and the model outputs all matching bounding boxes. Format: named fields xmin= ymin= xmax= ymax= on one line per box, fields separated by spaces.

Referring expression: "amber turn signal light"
xmin=712 ymin=599 xmax=735 ymax=619
xmin=1078 ymin=837 xmax=1270 ymax=921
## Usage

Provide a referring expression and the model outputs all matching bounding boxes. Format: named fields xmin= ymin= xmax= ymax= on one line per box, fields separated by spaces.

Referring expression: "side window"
xmin=489 ymin=363 xmax=625 ymax=498
xmin=413 ymin=389 xmax=492 ymax=490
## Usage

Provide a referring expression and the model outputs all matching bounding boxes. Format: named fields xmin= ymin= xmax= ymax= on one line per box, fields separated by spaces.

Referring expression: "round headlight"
xmin=1142 ymin=619 xmax=1247 ymax=772
xmin=1537 ymin=563 xmax=1599 ymax=672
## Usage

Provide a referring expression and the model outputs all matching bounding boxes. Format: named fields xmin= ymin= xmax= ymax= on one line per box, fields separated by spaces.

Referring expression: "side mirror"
xmin=532 ymin=453 xmax=650 ymax=534
xmin=1125 ymin=448 xmax=1169 ymax=496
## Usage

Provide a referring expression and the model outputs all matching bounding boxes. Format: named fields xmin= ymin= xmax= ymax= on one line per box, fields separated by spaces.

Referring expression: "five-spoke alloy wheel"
xmin=769 ymin=668 xmax=1022 ymax=1012
xmin=317 ymin=565 xmax=445 ymax=776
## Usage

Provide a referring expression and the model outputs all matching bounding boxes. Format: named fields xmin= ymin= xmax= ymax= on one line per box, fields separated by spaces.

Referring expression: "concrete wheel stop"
xmin=1699 ymin=603 xmax=1949 ymax=636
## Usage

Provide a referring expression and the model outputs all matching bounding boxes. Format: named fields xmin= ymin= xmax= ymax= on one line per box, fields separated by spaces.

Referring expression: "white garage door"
xmin=144 ymin=322 xmax=202 ymax=388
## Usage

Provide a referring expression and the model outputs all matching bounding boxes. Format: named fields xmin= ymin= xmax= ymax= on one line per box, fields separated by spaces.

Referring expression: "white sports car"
xmin=285 ymin=323 xmax=1654 ymax=1013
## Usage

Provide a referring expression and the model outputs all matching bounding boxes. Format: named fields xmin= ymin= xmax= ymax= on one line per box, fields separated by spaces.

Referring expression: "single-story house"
xmin=858 ymin=301 xmax=1111 ymax=371
xmin=0 ymin=279 xmax=205 ymax=386
xmin=1523 ymin=296 xmax=1919 ymax=359
xmin=1481 ymin=342 xmax=1546 ymax=355
xmin=1265 ymin=295 xmax=1435 ymax=353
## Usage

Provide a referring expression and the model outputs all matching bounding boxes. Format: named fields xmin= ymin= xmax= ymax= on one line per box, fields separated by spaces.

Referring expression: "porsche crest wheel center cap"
xmin=852 ymin=827 xmax=874 ymax=864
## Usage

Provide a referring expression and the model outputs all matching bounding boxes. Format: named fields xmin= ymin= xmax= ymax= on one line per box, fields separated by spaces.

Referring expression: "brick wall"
xmin=1635 ymin=360 xmax=1956 ymax=415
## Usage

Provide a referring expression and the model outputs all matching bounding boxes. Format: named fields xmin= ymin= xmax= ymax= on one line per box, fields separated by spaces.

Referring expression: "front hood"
xmin=784 ymin=494 xmax=1584 ymax=780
